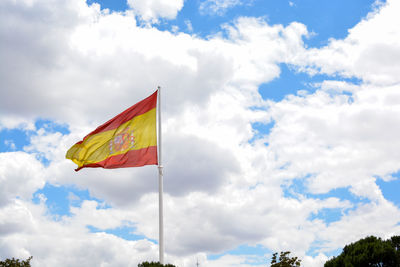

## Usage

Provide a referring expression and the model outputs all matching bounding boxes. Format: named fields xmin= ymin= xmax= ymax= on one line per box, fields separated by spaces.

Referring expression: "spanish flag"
xmin=66 ymin=91 xmax=158 ymax=171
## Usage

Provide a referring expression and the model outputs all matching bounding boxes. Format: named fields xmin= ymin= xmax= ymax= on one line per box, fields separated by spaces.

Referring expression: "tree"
xmin=0 ymin=257 xmax=32 ymax=267
xmin=391 ymin=236 xmax=400 ymax=264
xmin=138 ymin=261 xmax=176 ymax=267
xmin=270 ymin=251 xmax=301 ymax=267
xmin=324 ymin=235 xmax=400 ymax=267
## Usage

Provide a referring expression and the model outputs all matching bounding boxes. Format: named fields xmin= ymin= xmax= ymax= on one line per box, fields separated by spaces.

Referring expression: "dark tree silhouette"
xmin=270 ymin=251 xmax=301 ymax=267
xmin=0 ymin=257 xmax=32 ymax=267
xmin=138 ymin=261 xmax=176 ymax=267
xmin=324 ymin=235 xmax=400 ymax=267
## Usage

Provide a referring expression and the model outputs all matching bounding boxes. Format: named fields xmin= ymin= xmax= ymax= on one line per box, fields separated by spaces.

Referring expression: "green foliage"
xmin=0 ymin=257 xmax=32 ymax=267
xmin=138 ymin=261 xmax=176 ymax=267
xmin=270 ymin=251 xmax=301 ymax=267
xmin=324 ymin=235 xmax=400 ymax=267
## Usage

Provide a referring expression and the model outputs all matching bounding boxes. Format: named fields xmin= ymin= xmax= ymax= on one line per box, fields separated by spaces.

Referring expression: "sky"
xmin=1 ymin=0 xmax=400 ymax=266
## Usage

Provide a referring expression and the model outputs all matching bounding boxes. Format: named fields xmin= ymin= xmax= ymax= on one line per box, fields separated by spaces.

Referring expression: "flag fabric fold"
xmin=66 ymin=91 xmax=158 ymax=171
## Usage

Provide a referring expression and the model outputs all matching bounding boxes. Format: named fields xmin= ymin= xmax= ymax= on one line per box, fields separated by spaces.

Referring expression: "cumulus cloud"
xmin=0 ymin=0 xmax=308 ymax=127
xmin=0 ymin=199 xmax=159 ymax=266
xmin=199 ymin=0 xmax=249 ymax=16
xmin=127 ymin=0 xmax=184 ymax=22
xmin=291 ymin=0 xmax=400 ymax=86
xmin=266 ymin=83 xmax=400 ymax=200
xmin=0 ymin=152 xmax=45 ymax=207
xmin=314 ymin=199 xmax=400 ymax=253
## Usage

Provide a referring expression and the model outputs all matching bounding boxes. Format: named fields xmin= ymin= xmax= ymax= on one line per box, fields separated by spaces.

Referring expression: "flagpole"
xmin=157 ymin=86 xmax=164 ymax=265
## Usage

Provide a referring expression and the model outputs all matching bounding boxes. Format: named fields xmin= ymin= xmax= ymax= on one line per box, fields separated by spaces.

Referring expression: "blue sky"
xmin=88 ymin=0 xmax=376 ymax=46
xmin=1 ymin=0 xmax=400 ymax=266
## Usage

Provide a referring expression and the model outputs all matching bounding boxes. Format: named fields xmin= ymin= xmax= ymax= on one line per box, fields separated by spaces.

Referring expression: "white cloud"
xmin=199 ymin=0 xmax=248 ymax=16
xmin=127 ymin=0 xmax=184 ymax=22
xmin=302 ymin=254 xmax=329 ymax=267
xmin=291 ymin=0 xmax=400 ymax=86
xmin=0 ymin=199 xmax=160 ymax=266
xmin=316 ymin=199 xmax=400 ymax=253
xmin=185 ymin=19 xmax=193 ymax=32
xmin=267 ymin=83 xmax=400 ymax=199
xmin=205 ymin=254 xmax=265 ymax=267
xmin=0 ymin=116 xmax=35 ymax=131
xmin=0 ymin=1 xmax=308 ymax=125
xmin=0 ymin=152 xmax=45 ymax=207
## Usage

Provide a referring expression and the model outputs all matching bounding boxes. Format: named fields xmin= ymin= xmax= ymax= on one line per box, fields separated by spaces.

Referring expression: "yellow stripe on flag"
xmin=66 ymin=108 xmax=156 ymax=168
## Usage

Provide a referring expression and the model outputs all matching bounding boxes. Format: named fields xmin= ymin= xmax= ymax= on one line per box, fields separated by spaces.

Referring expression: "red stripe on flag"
xmin=75 ymin=146 xmax=158 ymax=171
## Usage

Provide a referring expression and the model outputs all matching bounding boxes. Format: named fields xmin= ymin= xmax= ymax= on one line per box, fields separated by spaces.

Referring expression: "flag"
xmin=66 ymin=91 xmax=158 ymax=171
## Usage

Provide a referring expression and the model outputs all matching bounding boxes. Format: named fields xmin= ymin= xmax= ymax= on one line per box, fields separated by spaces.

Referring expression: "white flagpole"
xmin=157 ymin=86 xmax=164 ymax=265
